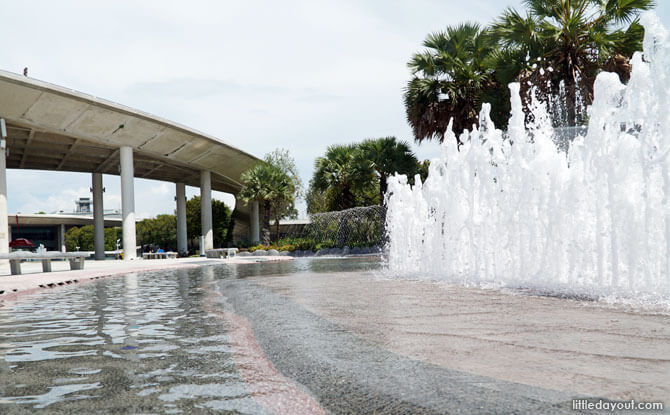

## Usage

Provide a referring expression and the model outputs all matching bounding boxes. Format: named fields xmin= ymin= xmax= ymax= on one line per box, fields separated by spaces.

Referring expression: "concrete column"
xmin=120 ymin=146 xmax=136 ymax=260
xmin=200 ymin=170 xmax=213 ymax=252
xmin=59 ymin=224 xmax=66 ymax=252
xmin=175 ymin=182 xmax=187 ymax=256
xmin=0 ymin=136 xmax=8 ymax=258
xmin=92 ymin=172 xmax=105 ymax=260
xmin=250 ymin=201 xmax=260 ymax=244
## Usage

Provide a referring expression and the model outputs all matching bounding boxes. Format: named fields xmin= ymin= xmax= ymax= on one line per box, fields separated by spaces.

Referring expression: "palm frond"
xmin=603 ymin=0 xmax=655 ymax=25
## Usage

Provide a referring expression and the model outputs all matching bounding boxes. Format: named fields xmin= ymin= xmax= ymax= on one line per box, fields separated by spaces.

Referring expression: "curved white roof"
xmin=0 ymin=69 xmax=259 ymax=194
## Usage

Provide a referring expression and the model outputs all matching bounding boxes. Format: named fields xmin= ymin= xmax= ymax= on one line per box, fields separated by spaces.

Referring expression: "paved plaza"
xmin=237 ymin=271 xmax=670 ymax=403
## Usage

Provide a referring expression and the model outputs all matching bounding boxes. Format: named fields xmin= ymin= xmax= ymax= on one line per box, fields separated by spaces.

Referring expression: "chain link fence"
xmin=298 ymin=205 xmax=386 ymax=249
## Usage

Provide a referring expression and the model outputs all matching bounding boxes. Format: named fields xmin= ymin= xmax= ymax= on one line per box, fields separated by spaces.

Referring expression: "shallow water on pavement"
xmin=0 ymin=258 xmax=380 ymax=414
xmin=2 ymin=257 xmax=663 ymax=414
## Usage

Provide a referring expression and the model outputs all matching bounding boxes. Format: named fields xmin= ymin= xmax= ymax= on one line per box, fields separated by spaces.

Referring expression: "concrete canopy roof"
xmin=11 ymin=214 xmax=122 ymax=227
xmin=0 ymin=70 xmax=260 ymax=195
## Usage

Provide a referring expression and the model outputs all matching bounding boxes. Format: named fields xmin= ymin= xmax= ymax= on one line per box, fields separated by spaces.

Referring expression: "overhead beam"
xmin=56 ymin=138 xmax=82 ymax=170
xmin=141 ymin=162 xmax=164 ymax=178
xmin=18 ymin=91 xmax=44 ymax=119
xmin=189 ymin=149 xmax=213 ymax=164
xmin=137 ymin=127 xmax=165 ymax=150
xmin=95 ymin=148 xmax=119 ymax=173
xmin=212 ymin=171 xmax=243 ymax=189
xmin=19 ymin=129 xmax=35 ymax=168
xmin=166 ymin=142 xmax=189 ymax=157
xmin=184 ymin=172 xmax=200 ymax=185
xmin=63 ymin=105 xmax=91 ymax=131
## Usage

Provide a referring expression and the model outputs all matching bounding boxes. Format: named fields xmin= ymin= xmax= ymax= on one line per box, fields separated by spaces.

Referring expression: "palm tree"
xmin=356 ymin=137 xmax=418 ymax=204
xmin=492 ymin=0 xmax=654 ymax=125
xmin=311 ymin=144 xmax=376 ymax=211
xmin=263 ymin=149 xmax=301 ymax=239
xmin=404 ymin=23 xmax=502 ymax=143
xmin=239 ymin=162 xmax=295 ymax=245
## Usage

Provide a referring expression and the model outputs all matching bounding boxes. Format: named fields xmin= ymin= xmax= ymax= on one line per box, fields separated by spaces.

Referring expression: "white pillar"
xmin=120 ymin=146 xmax=136 ymax=260
xmin=200 ymin=170 xmax=213 ymax=251
xmin=176 ymin=182 xmax=187 ymax=256
xmin=92 ymin=172 xmax=105 ymax=260
xmin=59 ymin=224 xmax=66 ymax=252
xmin=0 ymin=137 xmax=8 ymax=259
xmin=250 ymin=201 xmax=260 ymax=244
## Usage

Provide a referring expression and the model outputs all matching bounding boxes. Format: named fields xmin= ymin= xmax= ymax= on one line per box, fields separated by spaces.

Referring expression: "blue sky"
xmin=1 ymin=1 xmax=669 ymax=218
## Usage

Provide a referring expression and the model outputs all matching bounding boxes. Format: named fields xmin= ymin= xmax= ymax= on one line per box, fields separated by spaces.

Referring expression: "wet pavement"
xmin=252 ymin=270 xmax=670 ymax=402
xmin=0 ymin=257 xmax=666 ymax=414
xmin=218 ymin=271 xmax=577 ymax=414
xmin=0 ymin=256 xmax=292 ymax=300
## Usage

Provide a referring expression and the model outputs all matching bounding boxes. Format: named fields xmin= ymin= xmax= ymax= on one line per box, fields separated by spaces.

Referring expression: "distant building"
xmin=9 ymin=199 xmax=124 ymax=252
xmin=75 ymin=197 xmax=91 ymax=214
xmin=61 ymin=197 xmax=121 ymax=219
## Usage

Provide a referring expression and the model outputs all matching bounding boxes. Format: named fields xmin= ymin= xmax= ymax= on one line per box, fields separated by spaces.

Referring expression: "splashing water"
xmin=386 ymin=13 xmax=670 ymax=302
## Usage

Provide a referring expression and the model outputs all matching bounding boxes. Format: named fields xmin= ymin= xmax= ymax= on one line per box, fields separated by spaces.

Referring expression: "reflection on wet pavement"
xmin=0 ymin=258 xmax=378 ymax=414
xmin=0 ymin=257 xmax=664 ymax=414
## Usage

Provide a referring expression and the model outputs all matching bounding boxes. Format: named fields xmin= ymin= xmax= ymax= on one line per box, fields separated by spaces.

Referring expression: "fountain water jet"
xmin=386 ymin=13 xmax=670 ymax=303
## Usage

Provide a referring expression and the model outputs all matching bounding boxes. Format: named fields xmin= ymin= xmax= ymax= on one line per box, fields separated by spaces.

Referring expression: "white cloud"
xmin=150 ymin=182 xmax=171 ymax=196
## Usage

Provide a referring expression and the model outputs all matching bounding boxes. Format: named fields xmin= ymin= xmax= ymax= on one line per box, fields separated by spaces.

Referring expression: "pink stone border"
xmin=202 ymin=281 xmax=329 ymax=415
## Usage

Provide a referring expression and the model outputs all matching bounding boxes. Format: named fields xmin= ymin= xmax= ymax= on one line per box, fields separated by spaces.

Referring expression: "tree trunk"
xmin=565 ymin=76 xmax=578 ymax=127
xmin=262 ymin=200 xmax=271 ymax=246
xmin=565 ymin=50 xmax=580 ymax=126
xmin=379 ymin=172 xmax=387 ymax=205
xmin=341 ymin=185 xmax=353 ymax=210
xmin=275 ymin=218 xmax=281 ymax=243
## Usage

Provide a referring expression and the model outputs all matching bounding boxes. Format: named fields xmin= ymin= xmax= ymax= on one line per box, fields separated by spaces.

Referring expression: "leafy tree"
xmin=66 ymin=197 xmax=234 ymax=254
xmin=263 ymin=149 xmax=301 ymax=238
xmin=405 ymin=1 xmax=653 ymax=140
xmin=65 ymin=225 xmax=121 ymax=251
xmin=306 ymin=182 xmax=379 ymax=214
xmin=185 ymin=196 xmax=234 ymax=248
xmin=239 ymin=153 xmax=297 ymax=245
xmin=264 ymin=148 xmax=303 ymax=199
xmin=356 ymin=137 xmax=418 ymax=204
xmin=65 ymin=226 xmax=82 ymax=251
xmin=238 ymin=149 xmax=301 ymax=244
xmin=492 ymin=0 xmax=654 ymax=125
xmin=137 ymin=214 xmax=177 ymax=251
xmin=305 ymin=178 xmax=331 ymax=214
xmin=78 ymin=226 xmax=94 ymax=251
xmin=65 ymin=197 xmax=236 ymax=255
xmin=311 ymin=144 xmax=376 ymax=211
xmin=239 ymin=162 xmax=296 ymax=245
xmin=104 ymin=227 xmax=122 ymax=251
xmin=405 ymin=23 xmax=502 ymax=143
xmin=307 ymin=141 xmax=427 ymax=212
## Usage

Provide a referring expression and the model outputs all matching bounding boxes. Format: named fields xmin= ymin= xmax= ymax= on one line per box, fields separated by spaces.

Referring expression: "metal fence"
xmin=296 ymin=205 xmax=386 ymax=248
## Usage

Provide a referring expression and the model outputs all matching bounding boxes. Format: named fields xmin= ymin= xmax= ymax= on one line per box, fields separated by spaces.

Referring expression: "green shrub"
xmin=65 ymin=226 xmax=122 ymax=251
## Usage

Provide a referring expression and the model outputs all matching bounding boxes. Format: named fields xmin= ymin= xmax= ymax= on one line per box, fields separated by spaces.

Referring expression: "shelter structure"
xmin=9 ymin=213 xmax=123 ymax=252
xmin=0 ymin=69 xmax=261 ymax=259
